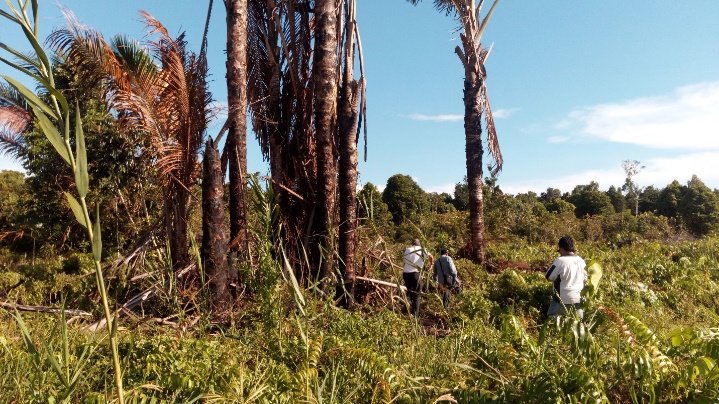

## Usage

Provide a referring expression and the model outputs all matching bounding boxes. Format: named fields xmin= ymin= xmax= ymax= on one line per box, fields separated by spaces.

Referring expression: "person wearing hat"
xmin=402 ymin=238 xmax=434 ymax=317
xmin=545 ymin=236 xmax=588 ymax=319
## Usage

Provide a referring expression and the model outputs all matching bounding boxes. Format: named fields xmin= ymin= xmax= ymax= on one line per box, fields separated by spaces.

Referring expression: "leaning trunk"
xmin=312 ymin=0 xmax=340 ymax=284
xmin=226 ymin=0 xmax=249 ymax=259
xmin=202 ymin=139 xmax=231 ymax=314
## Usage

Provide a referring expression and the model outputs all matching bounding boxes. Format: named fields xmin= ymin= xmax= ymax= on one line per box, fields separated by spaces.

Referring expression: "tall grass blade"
xmin=92 ymin=203 xmax=102 ymax=261
xmin=64 ymin=192 xmax=87 ymax=228
xmin=74 ymin=103 xmax=88 ymax=197
xmin=1 ymin=75 xmax=59 ymax=119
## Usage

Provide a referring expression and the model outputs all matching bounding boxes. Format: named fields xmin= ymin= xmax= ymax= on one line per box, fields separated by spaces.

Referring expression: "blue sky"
xmin=1 ymin=0 xmax=718 ymax=196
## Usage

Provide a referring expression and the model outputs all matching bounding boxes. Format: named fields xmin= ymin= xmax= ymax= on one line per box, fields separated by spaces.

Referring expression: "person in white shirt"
xmin=545 ymin=236 xmax=587 ymax=319
xmin=403 ymin=238 xmax=433 ymax=317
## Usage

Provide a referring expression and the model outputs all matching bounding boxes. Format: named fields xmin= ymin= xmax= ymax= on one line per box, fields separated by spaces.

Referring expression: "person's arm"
xmin=545 ymin=260 xmax=560 ymax=282
xmin=448 ymin=256 xmax=458 ymax=276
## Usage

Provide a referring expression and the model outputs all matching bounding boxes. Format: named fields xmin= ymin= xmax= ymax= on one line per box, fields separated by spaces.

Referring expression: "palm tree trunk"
xmin=202 ymin=139 xmax=231 ymax=313
xmin=337 ymin=0 xmax=361 ymax=307
xmin=313 ymin=0 xmax=340 ymax=284
xmin=226 ymin=0 xmax=249 ymax=260
xmin=166 ymin=184 xmax=190 ymax=270
xmin=464 ymin=72 xmax=486 ymax=266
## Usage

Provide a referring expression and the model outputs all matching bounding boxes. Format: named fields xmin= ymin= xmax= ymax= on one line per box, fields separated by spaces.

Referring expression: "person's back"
xmin=545 ymin=236 xmax=588 ymax=319
xmin=402 ymin=239 xmax=433 ymax=317
xmin=403 ymin=245 xmax=427 ymax=273
xmin=433 ymin=249 xmax=459 ymax=309
xmin=549 ymin=254 xmax=586 ymax=304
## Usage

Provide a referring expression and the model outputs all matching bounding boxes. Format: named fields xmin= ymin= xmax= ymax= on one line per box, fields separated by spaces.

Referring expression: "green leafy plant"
xmin=0 ymin=1 xmax=123 ymax=401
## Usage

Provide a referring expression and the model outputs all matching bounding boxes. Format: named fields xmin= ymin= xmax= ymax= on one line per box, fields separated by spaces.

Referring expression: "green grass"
xmin=2 ymin=236 xmax=719 ymax=402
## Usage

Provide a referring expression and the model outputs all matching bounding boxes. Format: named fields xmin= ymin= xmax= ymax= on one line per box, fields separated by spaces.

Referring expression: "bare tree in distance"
xmin=622 ymin=159 xmax=645 ymax=216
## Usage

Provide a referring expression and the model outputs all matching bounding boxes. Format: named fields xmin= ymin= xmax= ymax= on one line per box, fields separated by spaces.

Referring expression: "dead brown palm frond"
xmin=481 ymin=85 xmax=502 ymax=175
xmin=0 ymin=127 xmax=27 ymax=159
xmin=0 ymin=89 xmax=32 ymax=159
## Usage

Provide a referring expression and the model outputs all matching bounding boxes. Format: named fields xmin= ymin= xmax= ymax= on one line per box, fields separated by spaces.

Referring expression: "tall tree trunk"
xmin=312 ymin=0 xmax=340 ymax=284
xmin=226 ymin=0 xmax=249 ymax=260
xmin=464 ymin=72 xmax=486 ymax=265
xmin=166 ymin=184 xmax=190 ymax=270
xmin=337 ymin=0 xmax=361 ymax=307
xmin=202 ymin=139 xmax=231 ymax=314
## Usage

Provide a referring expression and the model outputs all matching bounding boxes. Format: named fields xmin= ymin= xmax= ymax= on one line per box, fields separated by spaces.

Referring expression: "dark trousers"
xmin=442 ymin=288 xmax=451 ymax=309
xmin=403 ymin=272 xmax=422 ymax=317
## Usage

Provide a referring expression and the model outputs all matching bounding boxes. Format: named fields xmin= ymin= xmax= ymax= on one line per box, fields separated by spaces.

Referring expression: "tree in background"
xmin=679 ymin=175 xmax=719 ymax=236
xmin=358 ymin=182 xmax=392 ymax=226
xmin=622 ymin=159 xmax=645 ymax=216
xmin=639 ymin=185 xmax=660 ymax=213
xmin=405 ymin=0 xmax=503 ymax=266
xmin=0 ymin=170 xmax=31 ymax=249
xmin=567 ymin=182 xmax=614 ymax=218
xmin=606 ymin=185 xmax=625 ymax=213
xmin=382 ymin=174 xmax=429 ymax=225
xmin=656 ymin=180 xmax=683 ymax=221
xmin=453 ymin=177 xmax=469 ymax=211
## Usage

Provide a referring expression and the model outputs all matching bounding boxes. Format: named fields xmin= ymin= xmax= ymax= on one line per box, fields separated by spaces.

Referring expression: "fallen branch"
xmin=0 ymin=300 xmax=93 ymax=317
xmin=82 ymin=263 xmax=196 ymax=332
xmin=355 ymin=275 xmax=406 ymax=292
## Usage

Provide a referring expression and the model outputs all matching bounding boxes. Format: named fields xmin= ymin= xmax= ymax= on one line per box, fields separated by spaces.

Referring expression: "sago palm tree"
xmin=406 ymin=0 xmax=503 ymax=266
xmin=225 ymin=0 xmax=249 ymax=262
xmin=50 ymin=11 xmax=214 ymax=271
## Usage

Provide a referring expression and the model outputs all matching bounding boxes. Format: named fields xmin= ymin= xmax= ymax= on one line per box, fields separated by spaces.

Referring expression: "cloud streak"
xmin=407 ymin=113 xmax=463 ymax=122
xmin=560 ymin=81 xmax=719 ymax=150
xmin=407 ymin=108 xmax=515 ymax=122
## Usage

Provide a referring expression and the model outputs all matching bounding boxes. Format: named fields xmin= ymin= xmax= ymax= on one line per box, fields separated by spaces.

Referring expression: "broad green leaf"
xmin=64 ymin=192 xmax=87 ymax=228
xmin=92 ymin=203 xmax=102 ymax=262
xmin=586 ymin=260 xmax=603 ymax=295
xmin=0 ymin=56 xmax=58 ymax=96
xmin=2 ymin=75 xmax=59 ymax=119
xmin=695 ymin=357 xmax=715 ymax=376
xmin=32 ymin=106 xmax=71 ymax=164
xmin=15 ymin=16 xmax=52 ymax=77
xmin=74 ymin=104 xmax=88 ymax=197
xmin=0 ymin=42 xmax=41 ymax=70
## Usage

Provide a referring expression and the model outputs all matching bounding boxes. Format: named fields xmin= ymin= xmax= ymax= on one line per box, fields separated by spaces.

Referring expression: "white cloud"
xmin=492 ymin=108 xmax=517 ymax=119
xmin=407 ymin=109 xmax=514 ymax=122
xmin=560 ymin=81 xmax=719 ymax=150
xmin=407 ymin=113 xmax=463 ymax=122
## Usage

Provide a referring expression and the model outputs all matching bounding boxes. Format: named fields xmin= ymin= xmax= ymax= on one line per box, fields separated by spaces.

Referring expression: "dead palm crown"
xmin=50 ymin=10 xmax=214 ymax=271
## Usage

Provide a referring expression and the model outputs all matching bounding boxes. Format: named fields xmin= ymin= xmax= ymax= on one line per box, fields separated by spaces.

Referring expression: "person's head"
xmin=558 ymin=236 xmax=575 ymax=253
xmin=440 ymin=248 xmax=449 ymax=256
xmin=412 ymin=238 xmax=421 ymax=247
